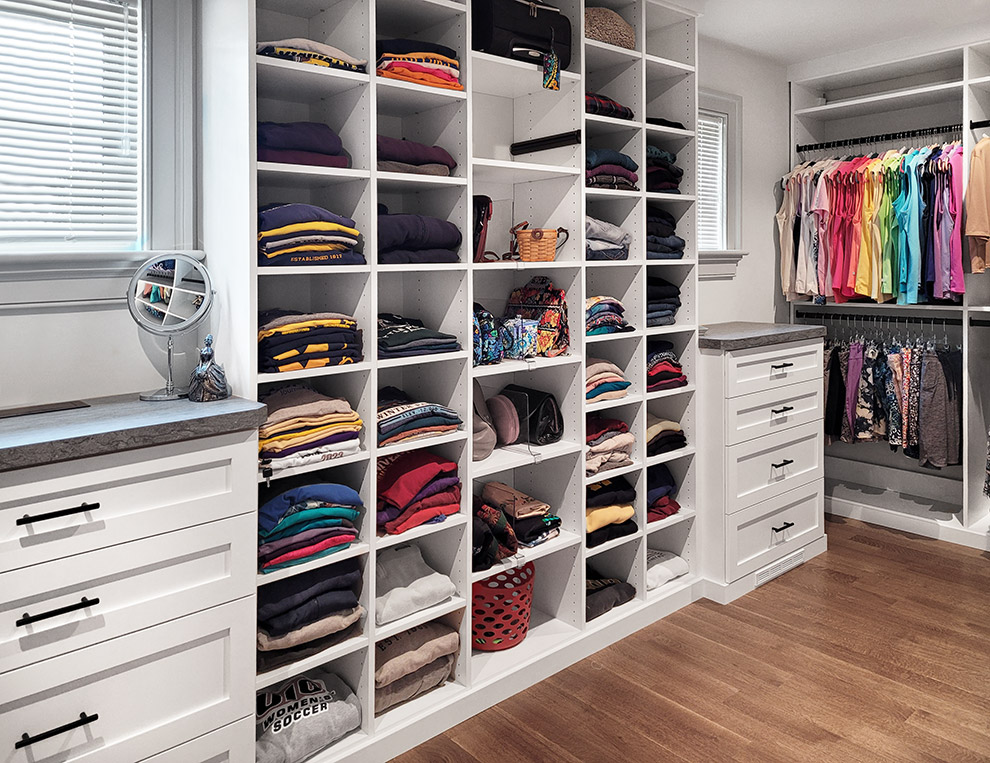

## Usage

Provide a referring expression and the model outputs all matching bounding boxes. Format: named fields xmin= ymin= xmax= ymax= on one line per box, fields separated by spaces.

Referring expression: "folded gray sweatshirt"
xmin=376 ymin=544 xmax=457 ymax=625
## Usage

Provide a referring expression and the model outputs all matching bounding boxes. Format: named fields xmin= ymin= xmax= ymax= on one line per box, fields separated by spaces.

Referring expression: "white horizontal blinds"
xmin=0 ymin=0 xmax=143 ymax=252
xmin=697 ymin=108 xmax=726 ymax=251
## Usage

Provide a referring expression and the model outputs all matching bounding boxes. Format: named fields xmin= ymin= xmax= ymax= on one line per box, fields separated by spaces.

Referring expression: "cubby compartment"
xmin=646 ymin=328 xmax=696 ymax=396
xmin=587 ymin=402 xmax=645 ymax=475
xmin=376 ymin=363 xmax=468 ymax=456
xmin=257 ymin=68 xmax=373 ymax=171
xmin=645 ymin=138 xmax=694 ymax=198
xmin=646 ymin=200 xmax=694 ymax=259
xmin=645 ymin=518 xmax=695 ymax=598
xmin=377 ymin=269 xmax=470 ymax=360
xmin=586 ymin=535 xmax=643 ymax=624
xmin=587 ymin=333 xmax=645 ymax=402
xmin=645 ymin=264 xmax=695 ymax=334
xmin=645 ymin=67 xmax=695 ymax=134
xmin=258 ymin=270 xmax=373 ymax=344
xmin=586 ymin=194 xmax=644 ymax=263
xmin=376 ymin=96 xmax=468 ymax=180
xmin=649 ymin=449 xmax=695 ymax=523
xmin=587 ymin=265 xmax=645 ymax=334
xmin=471 ymin=545 xmax=583 ymax=685
xmin=970 ymin=41 xmax=990 ymax=80
xmin=256 ymin=0 xmax=371 ymax=66
xmin=646 ymin=391 xmax=694 ymax=461
xmin=644 ymin=2 xmax=694 ymax=67
xmin=584 ymin=0 xmax=642 ymax=56
xmin=376 ymin=183 xmax=468 ymax=266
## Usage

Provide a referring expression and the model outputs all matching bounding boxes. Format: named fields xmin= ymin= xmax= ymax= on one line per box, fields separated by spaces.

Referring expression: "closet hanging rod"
xmin=972 ymin=118 xmax=990 ymax=130
xmin=970 ymin=319 xmax=990 ymax=327
xmin=795 ymin=123 xmax=962 ymax=154
xmin=794 ymin=310 xmax=962 ymax=327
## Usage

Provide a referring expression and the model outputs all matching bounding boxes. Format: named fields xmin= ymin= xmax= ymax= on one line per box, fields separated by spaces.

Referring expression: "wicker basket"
xmin=511 ymin=222 xmax=569 ymax=262
xmin=472 ymin=562 xmax=535 ymax=651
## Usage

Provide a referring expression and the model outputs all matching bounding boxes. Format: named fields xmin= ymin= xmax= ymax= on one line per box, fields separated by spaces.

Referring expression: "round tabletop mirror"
xmin=127 ymin=253 xmax=214 ymax=401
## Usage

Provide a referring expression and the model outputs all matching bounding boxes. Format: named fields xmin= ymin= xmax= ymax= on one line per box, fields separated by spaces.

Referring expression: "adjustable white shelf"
xmin=256 ymin=56 xmax=369 ymax=99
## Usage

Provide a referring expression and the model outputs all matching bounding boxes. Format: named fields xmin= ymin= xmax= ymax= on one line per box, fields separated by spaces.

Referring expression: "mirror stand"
xmin=140 ymin=335 xmax=187 ymax=401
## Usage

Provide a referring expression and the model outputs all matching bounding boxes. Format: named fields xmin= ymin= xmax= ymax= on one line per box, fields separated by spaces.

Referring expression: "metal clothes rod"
xmin=795 ymin=123 xmax=962 ymax=154
xmin=970 ymin=319 xmax=990 ymax=327
xmin=973 ymin=118 xmax=990 ymax=130
xmin=794 ymin=311 xmax=962 ymax=327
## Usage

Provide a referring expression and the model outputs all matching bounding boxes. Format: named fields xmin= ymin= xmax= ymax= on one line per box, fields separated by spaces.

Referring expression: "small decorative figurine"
xmin=188 ymin=334 xmax=231 ymax=402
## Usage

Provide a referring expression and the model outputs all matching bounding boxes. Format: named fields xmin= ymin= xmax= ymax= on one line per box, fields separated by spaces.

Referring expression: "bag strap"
xmin=473 ymin=379 xmax=494 ymax=425
xmin=555 ymin=227 xmax=569 ymax=249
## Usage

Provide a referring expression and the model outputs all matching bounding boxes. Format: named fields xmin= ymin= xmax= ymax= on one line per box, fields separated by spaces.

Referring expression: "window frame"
xmin=698 ymin=90 xmax=741 ymax=253
xmin=0 ymin=0 xmax=197 ymax=292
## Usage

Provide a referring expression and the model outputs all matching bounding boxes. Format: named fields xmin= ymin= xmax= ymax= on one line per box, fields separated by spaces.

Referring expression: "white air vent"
xmin=754 ymin=548 xmax=805 ymax=587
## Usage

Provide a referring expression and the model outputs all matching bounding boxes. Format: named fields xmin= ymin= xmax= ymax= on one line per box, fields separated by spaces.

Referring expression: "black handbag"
xmin=472 ymin=0 xmax=572 ymax=70
xmin=500 ymin=383 xmax=564 ymax=445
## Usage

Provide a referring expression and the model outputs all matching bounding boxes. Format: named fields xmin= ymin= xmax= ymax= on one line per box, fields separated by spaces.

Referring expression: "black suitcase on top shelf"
xmin=472 ymin=0 xmax=572 ymax=71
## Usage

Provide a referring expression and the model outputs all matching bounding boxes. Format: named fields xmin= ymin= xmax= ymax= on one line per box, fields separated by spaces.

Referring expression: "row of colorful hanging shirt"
xmin=823 ymin=333 xmax=961 ymax=470
xmin=779 ymin=141 xmax=965 ymax=304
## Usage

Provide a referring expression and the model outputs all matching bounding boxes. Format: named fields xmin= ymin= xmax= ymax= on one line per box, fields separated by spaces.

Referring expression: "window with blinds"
xmin=697 ymin=109 xmax=727 ymax=251
xmin=0 ymin=0 xmax=143 ymax=253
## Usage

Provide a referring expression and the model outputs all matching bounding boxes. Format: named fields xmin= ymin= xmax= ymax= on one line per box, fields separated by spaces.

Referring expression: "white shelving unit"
xmin=787 ymin=43 xmax=990 ymax=552
xmin=229 ymin=1 xmax=702 ymax=760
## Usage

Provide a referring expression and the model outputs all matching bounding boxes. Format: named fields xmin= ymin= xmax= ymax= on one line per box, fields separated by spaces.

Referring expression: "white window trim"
xmin=0 ymin=0 xmax=197 ymax=301
xmin=698 ymin=89 xmax=742 ymax=253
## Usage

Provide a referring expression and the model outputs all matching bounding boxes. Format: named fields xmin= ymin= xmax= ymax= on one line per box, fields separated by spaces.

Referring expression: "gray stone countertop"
xmin=0 ymin=394 xmax=266 ymax=473
xmin=699 ymin=321 xmax=827 ymax=351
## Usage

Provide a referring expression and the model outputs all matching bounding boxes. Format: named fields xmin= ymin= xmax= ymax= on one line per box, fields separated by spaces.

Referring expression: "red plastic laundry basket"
xmin=472 ymin=562 xmax=535 ymax=651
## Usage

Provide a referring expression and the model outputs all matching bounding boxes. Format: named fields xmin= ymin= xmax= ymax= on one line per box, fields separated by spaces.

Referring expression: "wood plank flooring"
xmin=394 ymin=517 xmax=990 ymax=762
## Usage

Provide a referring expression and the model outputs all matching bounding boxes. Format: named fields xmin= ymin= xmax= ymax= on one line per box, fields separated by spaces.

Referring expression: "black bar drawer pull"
xmin=15 ymin=501 xmax=100 ymax=527
xmin=15 ymin=712 xmax=99 ymax=750
xmin=16 ymin=596 xmax=100 ymax=627
xmin=770 ymin=362 xmax=794 ymax=370
xmin=771 ymin=459 xmax=794 ymax=469
xmin=771 ymin=406 xmax=794 ymax=415
xmin=772 ymin=521 xmax=795 ymax=533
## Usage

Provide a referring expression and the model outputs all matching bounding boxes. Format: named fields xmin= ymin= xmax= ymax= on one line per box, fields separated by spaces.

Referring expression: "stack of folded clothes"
xmin=258 ymin=121 xmax=349 ymax=168
xmin=647 ymin=207 xmax=685 ymax=260
xmin=586 ymin=216 xmax=632 ymax=261
xmin=586 ymin=415 xmax=635 ymax=477
xmin=378 ymin=313 xmax=461 ymax=358
xmin=646 ymin=413 xmax=687 ymax=456
xmin=376 ymin=39 xmax=463 ymax=91
xmin=647 ymin=340 xmax=688 ymax=392
xmin=376 ymin=543 xmax=457 ymax=625
xmin=258 ymin=386 xmax=363 ymax=474
xmin=586 ymin=147 xmax=639 ymax=192
xmin=256 ymin=557 xmax=364 ymax=673
xmin=258 ymin=309 xmax=363 ymax=373
xmin=375 ymin=621 xmax=460 ymax=715
xmin=256 ymin=38 xmax=367 ymax=73
xmin=377 ymin=386 xmax=462 ymax=447
xmin=586 ymin=477 xmax=636 ymax=549
xmin=256 ymin=668 xmax=361 ymax=763
xmin=646 ymin=548 xmax=690 ymax=590
xmin=378 ymin=134 xmax=457 ymax=177
xmin=586 ymin=563 xmax=636 ymax=621
xmin=646 ymin=274 xmax=681 ymax=326
xmin=647 ymin=463 xmax=681 ymax=523
xmin=378 ymin=204 xmax=461 ymax=264
xmin=257 ymin=483 xmax=363 ymax=574
xmin=585 ymin=92 xmax=634 ymax=121
xmin=481 ymin=481 xmax=562 ymax=550
xmin=646 ymin=144 xmax=684 ymax=194
xmin=258 ymin=203 xmax=364 ymax=268
xmin=586 ymin=356 xmax=631 ymax=403
xmin=586 ymin=295 xmax=635 ymax=335
xmin=377 ymin=450 xmax=461 ymax=535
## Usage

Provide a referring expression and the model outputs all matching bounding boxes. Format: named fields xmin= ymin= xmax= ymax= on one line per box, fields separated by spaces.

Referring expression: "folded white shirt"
xmin=646 ymin=549 xmax=689 ymax=590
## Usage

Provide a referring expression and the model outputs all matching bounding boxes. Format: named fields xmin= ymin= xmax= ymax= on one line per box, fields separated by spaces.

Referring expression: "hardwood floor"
xmin=394 ymin=517 xmax=990 ymax=762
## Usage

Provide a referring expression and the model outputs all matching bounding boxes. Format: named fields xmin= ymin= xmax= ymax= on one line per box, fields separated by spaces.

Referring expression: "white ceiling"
xmin=689 ymin=0 xmax=990 ymax=66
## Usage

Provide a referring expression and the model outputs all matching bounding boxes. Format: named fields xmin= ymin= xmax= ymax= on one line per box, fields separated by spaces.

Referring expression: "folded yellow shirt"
xmin=586 ymin=503 xmax=635 ymax=533
xmin=259 ymin=420 xmax=363 ymax=450
xmin=259 ymin=411 xmax=363 ymax=439
xmin=258 ymin=220 xmax=361 ymax=240
xmin=258 ymin=318 xmax=356 ymax=341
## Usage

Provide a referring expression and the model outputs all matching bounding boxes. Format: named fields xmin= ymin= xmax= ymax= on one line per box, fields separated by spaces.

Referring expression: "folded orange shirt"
xmin=377 ymin=68 xmax=465 ymax=91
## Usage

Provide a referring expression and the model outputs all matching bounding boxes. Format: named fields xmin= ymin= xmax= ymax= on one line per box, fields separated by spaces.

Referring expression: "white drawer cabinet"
xmin=0 ymin=434 xmax=256 ymax=573
xmin=725 ymin=482 xmax=824 ymax=580
xmin=0 ymin=514 xmax=255 ymax=674
xmin=141 ymin=718 xmax=255 ymax=762
xmin=0 ymin=597 xmax=254 ymax=763
xmin=699 ymin=327 xmax=827 ymax=600
xmin=725 ymin=422 xmax=823 ymax=512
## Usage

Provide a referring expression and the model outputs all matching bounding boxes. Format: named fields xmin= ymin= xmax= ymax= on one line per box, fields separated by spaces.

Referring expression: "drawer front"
xmin=140 ymin=718 xmax=253 ymax=763
xmin=0 ymin=598 xmax=254 ymax=763
xmin=0 ymin=433 xmax=256 ymax=573
xmin=726 ymin=482 xmax=824 ymax=581
xmin=726 ymin=340 xmax=823 ymax=398
xmin=725 ymin=422 xmax=823 ymax=512
xmin=0 ymin=514 xmax=255 ymax=674
xmin=726 ymin=380 xmax=823 ymax=446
